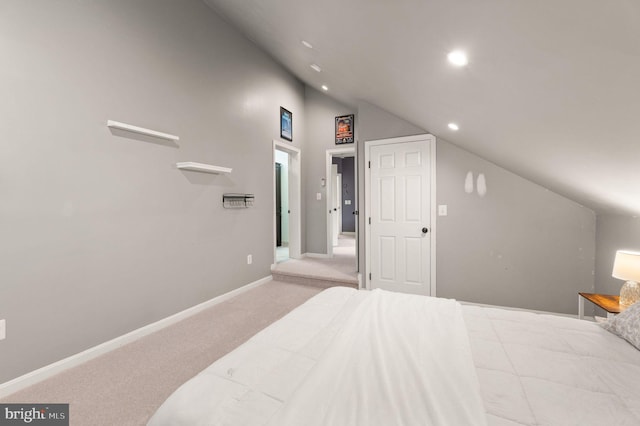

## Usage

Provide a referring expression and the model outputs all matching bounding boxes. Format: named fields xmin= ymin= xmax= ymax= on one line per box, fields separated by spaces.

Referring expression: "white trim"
xmin=0 ymin=275 xmax=272 ymax=399
xmin=430 ymin=137 xmax=437 ymax=297
xmin=341 ymin=232 xmax=356 ymax=236
xmin=364 ymin=134 xmax=437 ymax=296
xmin=273 ymin=141 xmax=302 ymax=262
xmin=460 ymin=301 xmax=577 ymax=318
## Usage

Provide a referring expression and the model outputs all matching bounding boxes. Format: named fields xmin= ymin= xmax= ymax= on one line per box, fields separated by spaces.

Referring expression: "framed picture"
xmin=280 ymin=107 xmax=292 ymax=141
xmin=335 ymin=114 xmax=354 ymax=144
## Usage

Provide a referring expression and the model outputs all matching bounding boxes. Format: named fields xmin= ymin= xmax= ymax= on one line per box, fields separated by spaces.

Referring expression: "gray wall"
xmin=303 ymin=87 xmax=353 ymax=254
xmin=436 ymin=141 xmax=596 ymax=314
xmin=355 ymin=102 xmax=596 ymax=314
xmin=0 ymin=0 xmax=304 ymax=383
xmin=595 ymin=214 xmax=640 ymax=296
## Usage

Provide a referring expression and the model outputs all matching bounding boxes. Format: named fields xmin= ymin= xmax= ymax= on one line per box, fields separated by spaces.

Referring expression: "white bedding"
xmin=148 ymin=287 xmax=640 ymax=426
xmin=464 ymin=304 xmax=640 ymax=425
xmin=267 ymin=289 xmax=486 ymax=426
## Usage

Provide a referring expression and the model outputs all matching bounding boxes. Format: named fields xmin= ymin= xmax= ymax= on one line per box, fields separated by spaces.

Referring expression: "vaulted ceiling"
xmin=205 ymin=0 xmax=640 ymax=215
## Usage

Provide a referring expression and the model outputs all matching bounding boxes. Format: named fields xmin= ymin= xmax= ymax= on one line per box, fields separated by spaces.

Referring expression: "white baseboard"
xmin=0 ymin=275 xmax=272 ymax=399
xmin=303 ymin=252 xmax=330 ymax=259
xmin=341 ymin=232 xmax=356 ymax=236
xmin=459 ymin=300 xmax=576 ymax=318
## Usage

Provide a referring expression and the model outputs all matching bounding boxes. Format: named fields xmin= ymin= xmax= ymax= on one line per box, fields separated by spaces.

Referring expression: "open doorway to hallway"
xmin=270 ymin=145 xmax=358 ymax=289
xmin=326 ymin=147 xmax=357 ymax=273
xmin=275 ymin=149 xmax=290 ymax=263
xmin=272 ymin=140 xmax=301 ymax=266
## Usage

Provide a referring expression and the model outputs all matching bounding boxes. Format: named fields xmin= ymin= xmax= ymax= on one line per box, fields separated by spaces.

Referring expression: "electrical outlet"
xmin=247 ymin=254 xmax=252 ymax=265
xmin=0 ymin=319 xmax=5 ymax=341
xmin=438 ymin=205 xmax=448 ymax=216
xmin=316 ymin=192 xmax=322 ymax=200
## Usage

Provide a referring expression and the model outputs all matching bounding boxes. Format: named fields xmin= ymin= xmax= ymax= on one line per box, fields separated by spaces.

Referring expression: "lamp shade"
xmin=612 ymin=250 xmax=640 ymax=282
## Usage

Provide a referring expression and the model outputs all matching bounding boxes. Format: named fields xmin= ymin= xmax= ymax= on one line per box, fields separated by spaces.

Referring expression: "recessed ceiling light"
xmin=448 ymin=122 xmax=459 ymax=131
xmin=447 ymin=50 xmax=468 ymax=67
xmin=321 ymin=85 xmax=329 ymax=91
xmin=310 ymin=64 xmax=322 ymax=72
xmin=302 ymin=40 xmax=313 ymax=49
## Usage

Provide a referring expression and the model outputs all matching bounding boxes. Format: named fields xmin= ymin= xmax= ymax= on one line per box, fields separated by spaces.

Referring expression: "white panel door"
xmin=369 ymin=140 xmax=431 ymax=295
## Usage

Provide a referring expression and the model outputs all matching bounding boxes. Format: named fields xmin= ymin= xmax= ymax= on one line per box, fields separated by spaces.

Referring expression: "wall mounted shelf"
xmin=223 ymin=193 xmax=254 ymax=208
xmin=176 ymin=162 xmax=232 ymax=174
xmin=107 ymin=120 xmax=180 ymax=142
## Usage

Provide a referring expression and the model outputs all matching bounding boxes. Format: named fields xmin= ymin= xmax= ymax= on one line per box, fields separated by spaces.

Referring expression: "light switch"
xmin=438 ymin=205 xmax=448 ymax=216
xmin=0 ymin=319 xmax=5 ymax=341
xmin=316 ymin=192 xmax=322 ymax=200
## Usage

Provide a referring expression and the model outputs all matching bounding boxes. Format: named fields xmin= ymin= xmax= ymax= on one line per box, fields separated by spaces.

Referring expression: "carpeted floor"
xmin=271 ymin=234 xmax=358 ymax=287
xmin=0 ymin=280 xmax=322 ymax=426
xmin=332 ymin=233 xmax=357 ymax=257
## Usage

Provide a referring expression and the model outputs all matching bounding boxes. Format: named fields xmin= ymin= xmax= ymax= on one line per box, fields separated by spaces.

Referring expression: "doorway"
xmin=275 ymin=151 xmax=289 ymax=262
xmin=326 ymin=147 xmax=357 ymax=271
xmin=365 ymin=134 xmax=436 ymax=296
xmin=330 ymin=163 xmax=342 ymax=247
xmin=273 ymin=140 xmax=301 ymax=265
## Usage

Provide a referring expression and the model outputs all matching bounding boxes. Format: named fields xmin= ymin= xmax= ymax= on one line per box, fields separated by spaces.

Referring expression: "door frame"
xmin=364 ymin=134 xmax=437 ymax=296
xmin=275 ymin=162 xmax=282 ymax=247
xmin=331 ymin=164 xmax=340 ymax=247
xmin=337 ymin=173 xmax=343 ymax=235
xmin=325 ymin=146 xmax=357 ymax=259
xmin=273 ymin=140 xmax=301 ymax=264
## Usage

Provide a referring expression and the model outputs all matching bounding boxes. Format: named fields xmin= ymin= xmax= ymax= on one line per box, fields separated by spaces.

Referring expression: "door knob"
xmin=422 ymin=227 xmax=429 ymax=234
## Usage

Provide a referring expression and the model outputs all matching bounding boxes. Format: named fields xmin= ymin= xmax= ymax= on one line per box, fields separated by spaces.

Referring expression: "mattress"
xmin=148 ymin=287 xmax=640 ymax=426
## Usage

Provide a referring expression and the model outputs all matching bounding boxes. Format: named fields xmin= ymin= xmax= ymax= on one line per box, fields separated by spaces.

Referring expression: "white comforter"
xmin=149 ymin=287 xmax=640 ymax=426
xmin=267 ymin=289 xmax=486 ymax=426
xmin=464 ymin=304 xmax=640 ymax=425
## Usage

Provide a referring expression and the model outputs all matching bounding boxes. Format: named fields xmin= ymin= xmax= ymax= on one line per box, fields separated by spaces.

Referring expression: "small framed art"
xmin=280 ymin=107 xmax=292 ymax=141
xmin=335 ymin=114 xmax=354 ymax=144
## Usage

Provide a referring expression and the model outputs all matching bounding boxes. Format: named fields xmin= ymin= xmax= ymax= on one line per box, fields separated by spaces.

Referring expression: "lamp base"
xmin=620 ymin=280 xmax=640 ymax=309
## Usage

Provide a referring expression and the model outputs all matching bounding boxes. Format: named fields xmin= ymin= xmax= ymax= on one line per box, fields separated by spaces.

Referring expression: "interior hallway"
xmin=271 ymin=234 xmax=358 ymax=288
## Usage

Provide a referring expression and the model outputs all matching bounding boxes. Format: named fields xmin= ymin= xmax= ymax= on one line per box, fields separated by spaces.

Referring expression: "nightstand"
xmin=578 ymin=292 xmax=622 ymax=320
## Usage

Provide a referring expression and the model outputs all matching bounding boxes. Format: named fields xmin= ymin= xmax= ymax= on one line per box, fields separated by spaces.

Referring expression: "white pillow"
xmin=602 ymin=301 xmax=640 ymax=350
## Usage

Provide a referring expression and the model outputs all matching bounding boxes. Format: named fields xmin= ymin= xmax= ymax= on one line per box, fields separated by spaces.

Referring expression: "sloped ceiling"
xmin=205 ymin=0 xmax=640 ymax=215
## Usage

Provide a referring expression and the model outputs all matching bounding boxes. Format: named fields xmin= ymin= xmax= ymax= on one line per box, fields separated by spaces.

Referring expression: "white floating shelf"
xmin=107 ymin=120 xmax=179 ymax=142
xmin=176 ymin=162 xmax=232 ymax=174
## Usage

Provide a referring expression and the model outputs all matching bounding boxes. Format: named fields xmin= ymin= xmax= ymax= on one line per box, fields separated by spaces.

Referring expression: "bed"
xmin=148 ymin=287 xmax=640 ymax=425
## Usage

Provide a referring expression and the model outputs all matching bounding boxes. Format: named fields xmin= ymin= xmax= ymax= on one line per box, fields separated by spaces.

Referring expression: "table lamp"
xmin=612 ymin=250 xmax=640 ymax=309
